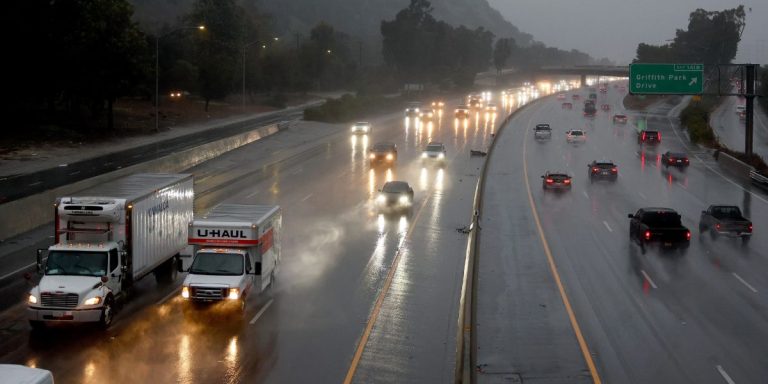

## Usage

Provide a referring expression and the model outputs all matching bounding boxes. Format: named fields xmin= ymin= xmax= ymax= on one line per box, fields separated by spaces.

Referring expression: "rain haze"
xmin=489 ymin=0 xmax=768 ymax=64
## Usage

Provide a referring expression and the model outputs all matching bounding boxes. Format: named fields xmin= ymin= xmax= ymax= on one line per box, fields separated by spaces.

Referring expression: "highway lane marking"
xmin=522 ymin=116 xmax=603 ymax=384
xmin=68 ymin=170 xmax=81 ymax=176
xmin=582 ymin=191 xmax=589 ymax=199
xmin=640 ymin=270 xmax=658 ymax=289
xmin=716 ymin=365 xmax=736 ymax=384
xmin=246 ymin=189 xmax=260 ymax=198
xmin=0 ymin=262 xmax=40 ymax=281
xmin=602 ymin=221 xmax=613 ymax=232
xmin=638 ymin=192 xmax=647 ymax=200
xmin=28 ymin=181 xmax=42 ymax=186
xmin=290 ymin=167 xmax=302 ymax=175
xmin=732 ymin=273 xmax=758 ymax=293
xmin=343 ymin=194 xmax=431 ymax=384
xmin=666 ymin=119 xmax=768 ymax=205
xmin=301 ymin=193 xmax=313 ymax=202
xmin=249 ymin=298 xmax=274 ymax=325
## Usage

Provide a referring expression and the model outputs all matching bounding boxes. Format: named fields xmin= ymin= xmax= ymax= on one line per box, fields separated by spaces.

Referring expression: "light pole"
xmin=155 ymin=25 xmax=205 ymax=132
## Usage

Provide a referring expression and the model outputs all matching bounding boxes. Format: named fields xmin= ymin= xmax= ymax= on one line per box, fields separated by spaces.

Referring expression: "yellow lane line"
xmin=343 ymin=194 xmax=432 ymax=384
xmin=521 ymin=112 xmax=603 ymax=384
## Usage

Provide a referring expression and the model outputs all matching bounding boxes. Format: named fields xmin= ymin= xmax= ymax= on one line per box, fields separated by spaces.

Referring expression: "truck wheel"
xmin=29 ymin=320 xmax=46 ymax=331
xmin=99 ymin=298 xmax=114 ymax=329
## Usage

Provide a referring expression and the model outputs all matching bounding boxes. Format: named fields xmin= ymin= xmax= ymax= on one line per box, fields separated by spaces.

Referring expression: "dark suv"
xmin=638 ymin=130 xmax=661 ymax=144
xmin=588 ymin=160 xmax=618 ymax=182
xmin=369 ymin=142 xmax=398 ymax=165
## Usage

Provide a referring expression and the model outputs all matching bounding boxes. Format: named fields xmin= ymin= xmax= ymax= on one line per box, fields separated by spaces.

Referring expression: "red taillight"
xmin=593 ymin=167 xmax=599 ymax=172
xmin=564 ymin=179 xmax=571 ymax=184
xmin=748 ymin=224 xmax=753 ymax=232
xmin=668 ymin=157 xmax=675 ymax=163
xmin=546 ymin=178 xmax=553 ymax=183
xmin=657 ymin=132 xmax=661 ymax=141
xmin=642 ymin=132 xmax=646 ymax=141
xmin=685 ymin=159 xmax=690 ymax=163
xmin=686 ymin=231 xmax=691 ymax=240
xmin=612 ymin=167 xmax=618 ymax=173
xmin=716 ymin=223 xmax=721 ymax=230
xmin=644 ymin=230 xmax=651 ymax=240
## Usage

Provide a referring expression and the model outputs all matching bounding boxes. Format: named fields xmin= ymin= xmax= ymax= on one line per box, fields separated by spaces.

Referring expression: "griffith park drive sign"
xmin=629 ymin=63 xmax=704 ymax=95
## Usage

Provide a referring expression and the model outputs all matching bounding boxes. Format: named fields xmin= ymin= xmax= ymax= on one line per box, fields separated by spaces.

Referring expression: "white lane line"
xmin=0 ymin=262 xmax=38 ymax=281
xmin=716 ymin=365 xmax=736 ymax=384
xmin=249 ymin=298 xmax=274 ymax=325
xmin=301 ymin=193 xmax=313 ymax=202
xmin=157 ymin=287 xmax=180 ymax=306
xmin=582 ymin=191 xmax=589 ymax=199
xmin=603 ymin=221 xmax=613 ymax=232
xmin=28 ymin=181 xmax=42 ymax=186
xmin=732 ymin=273 xmax=758 ymax=293
xmin=246 ymin=190 xmax=260 ymax=198
xmin=638 ymin=192 xmax=647 ymax=200
xmin=640 ymin=270 xmax=658 ymax=289
xmin=68 ymin=171 xmax=81 ymax=176
xmin=291 ymin=168 xmax=302 ymax=175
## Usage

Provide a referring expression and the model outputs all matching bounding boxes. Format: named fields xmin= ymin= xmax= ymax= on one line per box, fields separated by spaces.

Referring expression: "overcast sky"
xmin=488 ymin=0 xmax=767 ymax=64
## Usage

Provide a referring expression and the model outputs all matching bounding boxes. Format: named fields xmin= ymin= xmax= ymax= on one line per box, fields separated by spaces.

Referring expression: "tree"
xmin=635 ymin=43 xmax=676 ymax=63
xmin=493 ymin=38 xmax=515 ymax=74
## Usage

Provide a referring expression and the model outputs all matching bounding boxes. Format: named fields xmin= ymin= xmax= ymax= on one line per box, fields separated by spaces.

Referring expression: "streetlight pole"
xmin=155 ymin=25 xmax=205 ymax=132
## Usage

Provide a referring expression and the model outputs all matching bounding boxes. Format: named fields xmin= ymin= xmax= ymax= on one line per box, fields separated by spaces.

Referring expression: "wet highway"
xmin=476 ymin=84 xmax=768 ymax=383
xmin=0 ymin=96 xmax=522 ymax=382
xmin=710 ymin=93 xmax=768 ymax=157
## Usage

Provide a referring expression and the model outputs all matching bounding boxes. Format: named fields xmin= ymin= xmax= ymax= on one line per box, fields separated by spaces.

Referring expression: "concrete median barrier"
xmin=0 ymin=123 xmax=282 ymax=240
xmin=715 ymin=150 xmax=754 ymax=182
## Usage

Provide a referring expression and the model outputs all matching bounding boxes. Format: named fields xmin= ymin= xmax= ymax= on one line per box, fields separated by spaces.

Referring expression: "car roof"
xmin=372 ymin=142 xmax=396 ymax=150
xmin=666 ymin=152 xmax=687 ymax=157
xmin=382 ymin=181 xmax=411 ymax=191
xmin=546 ymin=172 xmax=570 ymax=177
xmin=354 ymin=122 xmax=369 ymax=125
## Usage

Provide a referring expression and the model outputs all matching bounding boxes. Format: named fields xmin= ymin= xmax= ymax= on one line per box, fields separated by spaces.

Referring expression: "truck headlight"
xmin=369 ymin=154 xmax=376 ymax=159
xmin=422 ymin=153 xmax=427 ymax=158
xmin=181 ymin=286 xmax=190 ymax=299
xmin=228 ymin=288 xmax=240 ymax=300
xmin=386 ymin=154 xmax=394 ymax=160
xmin=28 ymin=294 xmax=38 ymax=304
xmin=399 ymin=195 xmax=410 ymax=204
xmin=83 ymin=296 xmax=102 ymax=306
xmin=438 ymin=153 xmax=445 ymax=159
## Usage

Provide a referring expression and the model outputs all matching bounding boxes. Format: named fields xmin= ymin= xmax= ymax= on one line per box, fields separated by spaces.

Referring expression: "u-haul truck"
xmin=180 ymin=204 xmax=281 ymax=312
xmin=27 ymin=173 xmax=194 ymax=329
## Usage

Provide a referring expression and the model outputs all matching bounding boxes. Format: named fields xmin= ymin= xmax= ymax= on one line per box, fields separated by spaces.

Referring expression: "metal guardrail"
xmin=750 ymin=170 xmax=768 ymax=189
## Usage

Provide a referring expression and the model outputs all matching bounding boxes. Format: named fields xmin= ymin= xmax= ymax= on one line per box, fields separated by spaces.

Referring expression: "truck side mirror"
xmin=627 ymin=214 xmax=634 ymax=218
xmin=36 ymin=249 xmax=45 ymax=274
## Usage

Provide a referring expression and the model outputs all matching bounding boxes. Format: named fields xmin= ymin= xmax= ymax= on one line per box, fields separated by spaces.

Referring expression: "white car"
xmin=0 ymin=365 xmax=54 ymax=384
xmin=421 ymin=142 xmax=447 ymax=165
xmin=351 ymin=122 xmax=371 ymax=134
xmin=566 ymin=129 xmax=586 ymax=143
xmin=735 ymin=105 xmax=746 ymax=114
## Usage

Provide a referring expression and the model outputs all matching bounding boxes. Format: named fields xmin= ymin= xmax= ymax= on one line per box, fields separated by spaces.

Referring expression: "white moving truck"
xmin=181 ymin=204 xmax=281 ymax=312
xmin=27 ymin=173 xmax=194 ymax=329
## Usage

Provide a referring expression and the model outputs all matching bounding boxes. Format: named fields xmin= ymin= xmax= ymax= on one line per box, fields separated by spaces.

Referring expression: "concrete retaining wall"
xmin=0 ymin=123 xmax=281 ymax=240
xmin=715 ymin=151 xmax=754 ymax=181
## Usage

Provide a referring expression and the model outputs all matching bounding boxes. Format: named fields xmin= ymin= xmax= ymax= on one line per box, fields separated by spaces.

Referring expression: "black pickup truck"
xmin=699 ymin=205 xmax=752 ymax=243
xmin=628 ymin=208 xmax=691 ymax=253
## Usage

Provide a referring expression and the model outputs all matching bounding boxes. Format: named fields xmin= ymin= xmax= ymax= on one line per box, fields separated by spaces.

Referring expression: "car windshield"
xmin=45 ymin=250 xmax=108 ymax=277
xmin=426 ymin=145 xmax=443 ymax=152
xmin=645 ymin=131 xmax=659 ymax=136
xmin=596 ymin=163 xmax=615 ymax=169
xmin=643 ymin=212 xmax=682 ymax=227
xmin=382 ymin=182 xmax=410 ymax=193
xmin=535 ymin=125 xmax=550 ymax=130
xmin=189 ymin=252 xmax=244 ymax=276
xmin=373 ymin=144 xmax=394 ymax=152
xmin=570 ymin=131 xmax=584 ymax=136
xmin=668 ymin=152 xmax=686 ymax=158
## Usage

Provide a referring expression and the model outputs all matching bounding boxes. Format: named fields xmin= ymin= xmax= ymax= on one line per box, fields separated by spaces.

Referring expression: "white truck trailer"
xmin=27 ymin=173 xmax=194 ymax=329
xmin=181 ymin=204 xmax=281 ymax=312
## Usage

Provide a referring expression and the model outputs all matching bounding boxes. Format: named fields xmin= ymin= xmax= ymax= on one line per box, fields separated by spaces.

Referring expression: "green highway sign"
xmin=629 ymin=63 xmax=704 ymax=95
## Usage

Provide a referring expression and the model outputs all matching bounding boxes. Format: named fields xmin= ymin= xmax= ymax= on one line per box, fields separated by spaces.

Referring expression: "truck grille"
xmin=191 ymin=287 xmax=226 ymax=300
xmin=41 ymin=292 xmax=79 ymax=308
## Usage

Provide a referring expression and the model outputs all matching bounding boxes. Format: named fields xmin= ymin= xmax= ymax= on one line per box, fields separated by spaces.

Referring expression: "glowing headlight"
xmin=414 ymin=108 xmax=419 ymax=112
xmin=377 ymin=194 xmax=386 ymax=204
xmin=181 ymin=286 xmax=190 ymax=299
xmin=370 ymin=154 xmax=376 ymax=159
xmin=28 ymin=294 xmax=38 ymax=304
xmin=399 ymin=195 xmax=410 ymax=204
xmin=422 ymin=153 xmax=428 ymax=158
xmin=83 ymin=296 xmax=102 ymax=306
xmin=438 ymin=153 xmax=445 ymax=159
xmin=386 ymin=154 xmax=394 ymax=160
xmin=228 ymin=288 xmax=240 ymax=300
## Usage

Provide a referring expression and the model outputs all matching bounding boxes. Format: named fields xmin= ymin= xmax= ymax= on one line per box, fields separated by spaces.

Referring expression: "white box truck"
xmin=181 ymin=204 xmax=281 ymax=312
xmin=27 ymin=173 xmax=194 ymax=329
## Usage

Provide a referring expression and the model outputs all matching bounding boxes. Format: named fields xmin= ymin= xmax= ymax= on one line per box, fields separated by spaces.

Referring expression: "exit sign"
xmin=629 ymin=63 xmax=704 ymax=95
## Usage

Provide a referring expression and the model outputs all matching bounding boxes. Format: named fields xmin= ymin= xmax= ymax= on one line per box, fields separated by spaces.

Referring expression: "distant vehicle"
xmin=27 ymin=174 xmax=194 ymax=329
xmin=661 ymin=151 xmax=689 ymax=168
xmin=588 ymin=93 xmax=597 ymax=101
xmin=566 ymin=129 xmax=586 ymax=143
xmin=612 ymin=114 xmax=628 ymax=124
xmin=572 ymin=94 xmax=580 ymax=100
xmin=454 ymin=105 xmax=470 ymax=119
xmin=557 ymin=93 xmax=566 ymax=100
xmin=599 ymin=87 xmax=608 ymax=93
xmin=350 ymin=122 xmax=371 ymax=134
xmin=405 ymin=106 xmax=420 ymax=118
xmin=542 ymin=171 xmax=572 ymax=190
xmin=431 ymin=100 xmax=445 ymax=110
xmin=369 ymin=142 xmax=398 ymax=165
xmin=181 ymin=204 xmax=281 ymax=313
xmin=421 ymin=142 xmax=447 ymax=165
xmin=735 ymin=105 xmax=746 ymax=114
xmin=583 ymin=103 xmax=597 ymax=116
xmin=468 ymin=96 xmax=483 ymax=109
xmin=420 ymin=107 xmax=435 ymax=120
xmin=699 ymin=205 xmax=752 ymax=242
xmin=485 ymin=103 xmax=497 ymax=112
xmin=562 ymin=102 xmax=573 ymax=109
xmin=376 ymin=181 xmax=415 ymax=213
xmin=628 ymin=208 xmax=691 ymax=253
xmin=588 ymin=160 xmax=618 ymax=182
xmin=638 ymin=129 xmax=661 ymax=144
xmin=0 ymin=365 xmax=54 ymax=384
xmin=533 ymin=123 xmax=552 ymax=140
xmin=601 ymin=104 xmax=610 ymax=111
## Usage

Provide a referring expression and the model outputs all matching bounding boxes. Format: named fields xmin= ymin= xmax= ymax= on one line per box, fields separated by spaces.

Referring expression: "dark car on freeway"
xmin=699 ymin=205 xmax=752 ymax=243
xmin=369 ymin=142 xmax=397 ymax=165
xmin=628 ymin=208 xmax=691 ymax=253
xmin=661 ymin=151 xmax=689 ymax=168
xmin=376 ymin=181 xmax=415 ymax=213
xmin=588 ymin=160 xmax=618 ymax=182
xmin=542 ymin=171 xmax=572 ymax=190
xmin=612 ymin=114 xmax=628 ymax=124
xmin=534 ymin=123 xmax=552 ymax=140
xmin=638 ymin=129 xmax=661 ymax=145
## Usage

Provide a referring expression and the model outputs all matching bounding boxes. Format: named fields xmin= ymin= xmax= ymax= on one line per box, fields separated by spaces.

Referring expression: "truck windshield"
xmin=45 ymin=251 xmax=108 ymax=277
xmin=643 ymin=212 xmax=681 ymax=227
xmin=190 ymin=252 xmax=243 ymax=275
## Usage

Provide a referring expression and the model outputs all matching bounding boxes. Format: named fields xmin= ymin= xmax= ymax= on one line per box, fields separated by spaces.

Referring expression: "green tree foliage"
xmin=635 ymin=43 xmax=676 ymax=63
xmin=493 ymin=38 xmax=515 ymax=74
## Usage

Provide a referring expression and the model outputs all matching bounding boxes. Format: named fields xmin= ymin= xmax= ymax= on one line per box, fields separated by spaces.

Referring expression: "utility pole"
xmin=744 ymin=64 xmax=756 ymax=156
